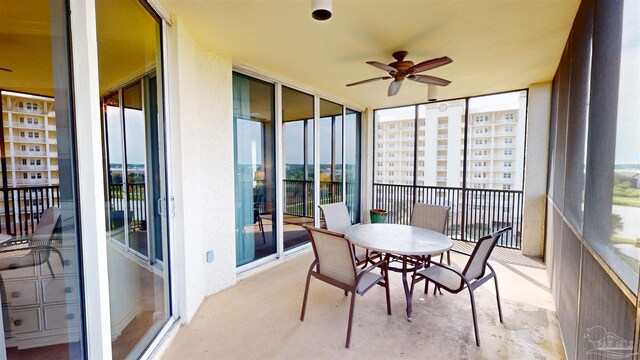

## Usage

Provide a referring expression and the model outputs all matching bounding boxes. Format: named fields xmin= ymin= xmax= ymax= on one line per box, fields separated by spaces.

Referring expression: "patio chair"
xmin=410 ymin=203 xmax=450 ymax=263
xmin=411 ymin=227 xmax=511 ymax=346
xmin=300 ymin=225 xmax=391 ymax=348
xmin=0 ymin=207 xmax=63 ymax=274
xmin=318 ymin=202 xmax=370 ymax=267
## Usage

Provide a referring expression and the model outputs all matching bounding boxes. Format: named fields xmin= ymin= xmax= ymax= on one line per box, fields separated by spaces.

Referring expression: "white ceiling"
xmin=163 ymin=0 xmax=580 ymax=110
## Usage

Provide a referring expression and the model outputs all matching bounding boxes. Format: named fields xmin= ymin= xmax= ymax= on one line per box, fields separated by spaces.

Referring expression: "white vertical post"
xmin=313 ymin=96 xmax=320 ymax=227
xmin=69 ymin=0 xmax=112 ymax=358
xmin=275 ymin=83 xmax=284 ymax=257
xmin=342 ymin=106 xmax=346 ymax=206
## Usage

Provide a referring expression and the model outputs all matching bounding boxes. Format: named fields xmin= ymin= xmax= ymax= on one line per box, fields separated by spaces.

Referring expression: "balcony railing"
xmin=373 ymin=183 xmax=523 ymax=249
xmin=0 ymin=185 xmax=61 ymax=237
xmin=108 ymin=182 xmax=147 ymax=229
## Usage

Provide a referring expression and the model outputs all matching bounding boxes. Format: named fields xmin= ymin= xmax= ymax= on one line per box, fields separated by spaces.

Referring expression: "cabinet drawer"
xmin=40 ymin=249 xmax=77 ymax=277
xmin=3 ymin=280 xmax=38 ymax=307
xmin=44 ymin=304 xmax=80 ymax=330
xmin=41 ymin=278 xmax=79 ymax=303
xmin=10 ymin=308 xmax=41 ymax=334
xmin=0 ymin=252 xmax=37 ymax=279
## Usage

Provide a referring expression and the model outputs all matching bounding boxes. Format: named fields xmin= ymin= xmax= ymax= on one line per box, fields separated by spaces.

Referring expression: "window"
xmin=504 ymin=161 xmax=512 ymax=167
xmin=503 ymin=184 xmax=511 ymax=190
xmin=377 ymin=171 xmax=382 ymax=176
xmin=36 ymin=173 xmax=42 ymax=179
xmin=36 ymin=159 xmax=41 ymax=165
xmin=389 ymin=144 xmax=395 ymax=148
xmin=21 ymin=145 xmax=26 ymax=151
xmin=504 ymin=173 xmax=512 ymax=179
xmin=389 ymin=124 xmax=395 ymax=129
xmin=377 ymin=124 xmax=383 ymax=130
xmin=377 ymin=161 xmax=383 ymax=167
xmin=506 ymin=126 xmax=514 ymax=132
xmin=19 ymin=117 xmax=24 ymax=123
xmin=30 ymin=159 xmax=35 ymax=165
xmin=377 ymin=152 xmax=383 ymax=158
xmin=377 ymin=134 xmax=383 ymax=140
xmin=28 ymin=132 xmax=34 ymax=138
xmin=388 ymin=134 xmax=395 ymax=139
xmin=20 ymin=131 xmax=25 ymax=137
xmin=389 ymin=171 xmax=395 ymax=176
xmin=22 ymin=173 xmax=27 ymax=179
xmin=34 ymin=133 xmax=40 ymax=138
xmin=505 ymin=113 xmax=514 ymax=120
xmin=505 ymin=138 xmax=513 ymax=144
xmin=34 ymin=145 xmax=40 ymax=151
xmin=22 ymin=159 xmax=27 ymax=165
xmin=389 ymin=153 xmax=395 ymax=158
xmin=377 ymin=143 xmax=383 ymax=148
xmin=504 ymin=150 xmax=513 ymax=155
xmin=389 ymin=162 xmax=395 ymax=167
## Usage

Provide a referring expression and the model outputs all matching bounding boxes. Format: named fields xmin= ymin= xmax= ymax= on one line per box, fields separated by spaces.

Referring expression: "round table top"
xmin=345 ymin=223 xmax=453 ymax=256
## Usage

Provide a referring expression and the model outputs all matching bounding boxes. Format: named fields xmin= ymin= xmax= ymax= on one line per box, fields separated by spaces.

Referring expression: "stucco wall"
xmin=521 ymin=83 xmax=551 ymax=256
xmin=168 ymin=20 xmax=236 ymax=323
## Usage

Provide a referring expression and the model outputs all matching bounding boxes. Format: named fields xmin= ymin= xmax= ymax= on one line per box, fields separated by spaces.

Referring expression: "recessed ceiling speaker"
xmin=311 ymin=0 xmax=332 ymax=21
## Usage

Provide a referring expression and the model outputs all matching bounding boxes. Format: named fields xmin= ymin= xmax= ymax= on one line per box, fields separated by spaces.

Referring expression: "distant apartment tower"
xmin=1 ymin=91 xmax=59 ymax=234
xmin=375 ymin=93 xmax=526 ymax=191
xmin=1 ymin=91 xmax=59 ymax=187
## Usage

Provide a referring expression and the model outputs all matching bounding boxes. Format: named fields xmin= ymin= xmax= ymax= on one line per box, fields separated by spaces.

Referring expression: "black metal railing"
xmin=373 ymin=183 xmax=523 ymax=248
xmin=0 ymin=185 xmax=61 ymax=237
xmin=108 ymin=182 xmax=147 ymax=229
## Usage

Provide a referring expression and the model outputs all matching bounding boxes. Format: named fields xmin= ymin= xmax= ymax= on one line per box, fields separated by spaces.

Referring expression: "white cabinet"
xmin=1 ymin=247 xmax=80 ymax=350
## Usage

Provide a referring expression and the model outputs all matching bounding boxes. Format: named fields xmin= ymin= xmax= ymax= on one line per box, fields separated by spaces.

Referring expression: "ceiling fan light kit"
xmin=428 ymin=84 xmax=438 ymax=101
xmin=346 ymin=51 xmax=453 ymax=96
xmin=311 ymin=0 xmax=332 ymax=21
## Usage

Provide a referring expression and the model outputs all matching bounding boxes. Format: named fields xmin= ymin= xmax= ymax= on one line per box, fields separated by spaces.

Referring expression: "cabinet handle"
xmin=67 ymin=314 xmax=75 ymax=320
xmin=65 ymin=287 xmax=73 ymax=294
xmin=63 ymin=259 xmax=71 ymax=266
xmin=10 ymin=291 xmax=20 ymax=298
xmin=9 ymin=263 xmax=18 ymax=269
xmin=13 ymin=319 xmax=23 ymax=327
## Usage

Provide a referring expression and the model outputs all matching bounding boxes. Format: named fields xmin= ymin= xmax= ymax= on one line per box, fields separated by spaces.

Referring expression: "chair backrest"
xmin=304 ymin=225 xmax=357 ymax=287
xmin=31 ymin=207 xmax=61 ymax=242
xmin=318 ymin=202 xmax=352 ymax=234
xmin=463 ymin=227 xmax=511 ymax=280
xmin=410 ymin=203 xmax=449 ymax=234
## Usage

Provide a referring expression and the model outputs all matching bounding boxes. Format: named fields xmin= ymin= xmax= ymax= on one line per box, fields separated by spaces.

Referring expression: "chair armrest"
xmin=360 ymin=258 xmax=386 ymax=274
xmin=450 ymin=248 xmax=472 ymax=257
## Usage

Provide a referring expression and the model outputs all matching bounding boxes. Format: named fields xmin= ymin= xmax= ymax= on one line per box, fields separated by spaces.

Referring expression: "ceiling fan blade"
xmin=407 ymin=56 xmax=453 ymax=74
xmin=346 ymin=76 xmax=392 ymax=87
xmin=388 ymin=79 xmax=402 ymax=96
xmin=366 ymin=61 xmax=398 ymax=74
xmin=407 ymin=74 xmax=451 ymax=86
xmin=0 ymin=67 xmax=13 ymax=72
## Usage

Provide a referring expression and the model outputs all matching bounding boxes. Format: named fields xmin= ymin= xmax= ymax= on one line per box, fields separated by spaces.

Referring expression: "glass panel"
xmin=319 ymin=99 xmax=343 ymax=214
xmin=609 ymin=0 xmax=640 ymax=291
xmin=96 ymin=0 xmax=170 ymax=358
xmin=416 ymin=100 xmax=466 ymax=188
xmin=373 ymin=106 xmax=415 ymax=223
xmin=282 ymin=86 xmax=314 ymax=251
xmin=345 ymin=109 xmax=361 ymax=223
xmin=104 ymin=92 xmax=126 ymax=244
xmin=374 ymin=106 xmax=416 ymax=186
xmin=0 ymin=0 xmax=84 ymax=357
xmin=123 ymin=81 xmax=148 ymax=257
xmin=415 ymin=100 xmax=466 ymax=239
xmin=466 ymin=91 xmax=527 ymax=247
xmin=233 ymin=73 xmax=276 ymax=266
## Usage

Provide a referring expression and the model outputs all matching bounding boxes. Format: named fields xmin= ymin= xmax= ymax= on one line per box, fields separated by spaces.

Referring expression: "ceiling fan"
xmin=0 ymin=67 xmax=13 ymax=73
xmin=346 ymin=51 xmax=453 ymax=96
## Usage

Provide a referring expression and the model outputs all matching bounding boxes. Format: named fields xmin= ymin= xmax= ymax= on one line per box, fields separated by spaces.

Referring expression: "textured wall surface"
xmin=169 ymin=19 xmax=236 ymax=323
xmin=521 ymin=83 xmax=551 ymax=256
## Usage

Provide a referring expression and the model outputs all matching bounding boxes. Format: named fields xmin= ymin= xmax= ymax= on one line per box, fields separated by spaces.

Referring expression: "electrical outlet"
xmin=206 ymin=250 xmax=214 ymax=263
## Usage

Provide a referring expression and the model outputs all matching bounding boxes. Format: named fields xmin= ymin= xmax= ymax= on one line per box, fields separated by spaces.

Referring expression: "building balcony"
xmin=11 ymin=178 xmax=50 ymax=185
xmin=10 ymin=136 xmax=46 ymax=144
xmin=163 ymin=244 xmax=561 ymax=359
xmin=8 ymin=164 xmax=48 ymax=171
xmin=3 ymin=121 xmax=46 ymax=130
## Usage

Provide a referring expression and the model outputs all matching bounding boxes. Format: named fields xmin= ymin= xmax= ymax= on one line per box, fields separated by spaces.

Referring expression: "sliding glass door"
xmin=232 ymin=73 xmax=276 ymax=266
xmin=232 ymin=73 xmax=361 ymax=265
xmin=282 ymin=86 xmax=315 ymax=251
xmin=96 ymin=0 xmax=171 ymax=358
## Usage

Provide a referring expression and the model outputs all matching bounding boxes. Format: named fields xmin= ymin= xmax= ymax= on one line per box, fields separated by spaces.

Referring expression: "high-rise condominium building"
xmin=375 ymin=92 xmax=527 ymax=191
xmin=1 ymin=91 xmax=59 ymax=188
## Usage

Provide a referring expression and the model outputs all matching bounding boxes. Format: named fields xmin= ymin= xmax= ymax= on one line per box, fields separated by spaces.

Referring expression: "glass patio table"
xmin=345 ymin=223 xmax=453 ymax=321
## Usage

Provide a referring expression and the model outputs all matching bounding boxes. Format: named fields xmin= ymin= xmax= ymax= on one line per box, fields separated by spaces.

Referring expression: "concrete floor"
xmin=162 ymin=242 xmax=565 ymax=359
